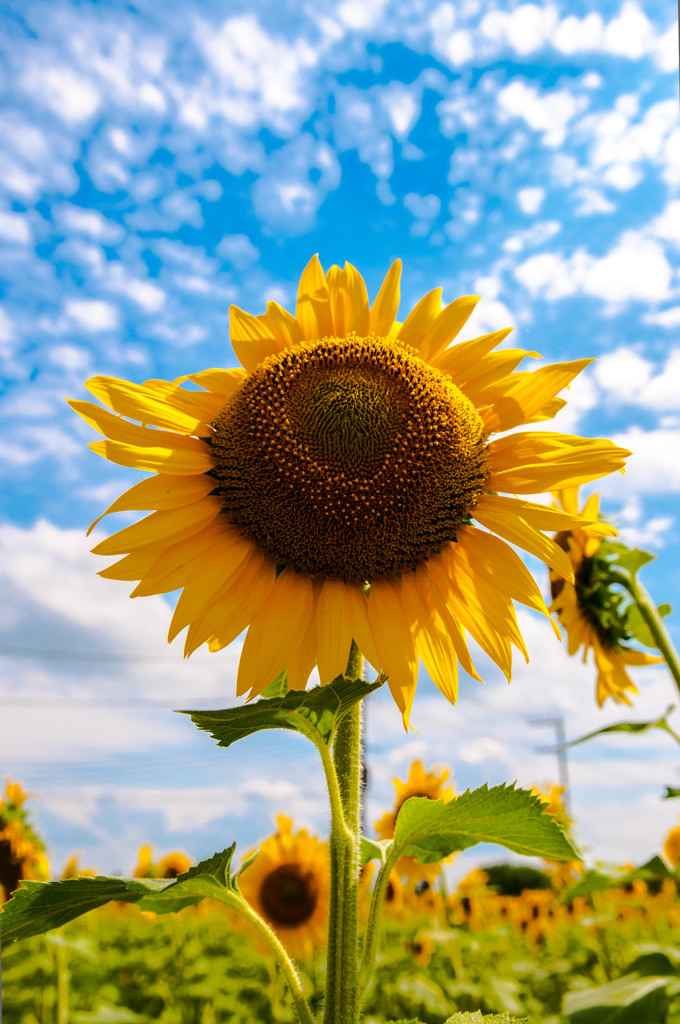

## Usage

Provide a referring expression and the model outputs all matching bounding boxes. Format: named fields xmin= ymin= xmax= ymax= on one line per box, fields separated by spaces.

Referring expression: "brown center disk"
xmin=259 ymin=863 xmax=319 ymax=926
xmin=210 ymin=333 xmax=488 ymax=582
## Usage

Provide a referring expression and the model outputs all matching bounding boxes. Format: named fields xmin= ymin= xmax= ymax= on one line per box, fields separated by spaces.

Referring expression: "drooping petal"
xmin=69 ymin=399 xmax=201 ymax=450
xmin=367 ymin=577 xmax=418 ymax=727
xmin=97 ymin=547 xmax=168 ymax=581
xmin=476 ymin=493 xmax=617 ymax=535
xmin=345 ymin=584 xmax=382 ymax=673
xmin=400 ymin=571 xmax=458 ymax=704
xmin=184 ymin=551 xmax=273 ymax=656
xmin=473 ymin=495 xmax=575 ymax=582
xmin=315 ymin=578 xmax=354 ymax=684
xmin=296 ymin=254 xmax=333 ymax=341
xmin=89 ymin=439 xmax=214 ymax=475
xmin=236 ymin=570 xmax=315 ymax=697
xmin=130 ymin=525 xmax=229 ymax=597
xmin=415 ymin=563 xmax=481 ymax=681
xmin=369 ymin=259 xmax=401 ymax=336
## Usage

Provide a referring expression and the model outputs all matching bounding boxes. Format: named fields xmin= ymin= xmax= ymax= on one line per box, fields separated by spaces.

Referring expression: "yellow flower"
xmin=663 ymin=824 xmax=680 ymax=867
xmin=70 ymin=257 xmax=630 ymax=725
xmin=550 ymin=487 xmax=661 ymax=706
xmin=376 ymin=760 xmax=455 ymax=882
xmin=133 ymin=843 xmax=155 ymax=878
xmin=238 ymin=815 xmax=329 ymax=961
xmin=0 ymin=779 xmax=50 ymax=903
xmin=156 ymin=851 xmax=192 ymax=879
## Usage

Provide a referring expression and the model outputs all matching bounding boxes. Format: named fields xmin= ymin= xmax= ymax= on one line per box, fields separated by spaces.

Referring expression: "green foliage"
xmin=563 ymin=707 xmax=680 ymax=749
xmin=626 ymin=602 xmax=672 ymax=648
xmin=390 ymin=785 xmax=579 ymax=864
xmin=560 ymin=856 xmax=677 ymax=902
xmin=183 ymin=677 xmax=382 ymax=750
xmin=563 ymin=974 xmax=671 ymax=1023
xmin=600 ymin=541 xmax=656 ymax=579
xmin=444 ymin=1015 xmax=530 ymax=1023
xmin=664 ymin=787 xmax=680 ymax=800
xmin=0 ymin=847 xmax=240 ymax=943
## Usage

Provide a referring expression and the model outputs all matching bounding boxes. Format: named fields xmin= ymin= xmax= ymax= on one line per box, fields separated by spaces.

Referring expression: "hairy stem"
xmin=323 ymin=641 xmax=364 ymax=1024
xmin=615 ymin=572 xmax=680 ymax=698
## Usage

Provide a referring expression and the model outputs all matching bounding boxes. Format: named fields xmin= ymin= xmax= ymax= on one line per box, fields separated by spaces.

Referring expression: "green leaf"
xmin=392 ymin=784 xmax=579 ymax=864
xmin=563 ymin=974 xmax=669 ymax=1023
xmin=563 ymin=706 xmax=679 ymax=748
xmin=663 ymin=786 xmax=680 ymax=799
xmin=0 ymin=847 xmax=240 ymax=944
xmin=361 ymin=836 xmax=392 ymax=867
xmin=602 ymin=542 xmax=656 ymax=578
xmin=560 ymin=856 xmax=677 ymax=903
xmin=183 ymin=677 xmax=382 ymax=750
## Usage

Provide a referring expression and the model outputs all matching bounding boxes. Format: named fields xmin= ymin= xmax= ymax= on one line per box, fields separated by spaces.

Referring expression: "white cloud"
xmin=65 ymin=298 xmax=119 ymax=331
xmin=498 ymin=80 xmax=588 ymax=147
xmin=0 ymin=210 xmax=32 ymax=245
xmin=338 ymin=0 xmax=388 ymax=31
xmin=252 ymin=135 xmax=340 ymax=234
xmin=595 ymin=347 xmax=680 ymax=412
xmin=606 ymin=427 xmax=680 ymax=493
xmin=216 ymin=233 xmax=260 ymax=269
xmin=53 ymin=204 xmax=125 ymax=244
xmin=644 ymin=306 xmax=680 ymax=328
xmin=403 ymin=193 xmax=441 ymax=220
xmin=503 ymin=220 xmax=561 ymax=254
xmin=516 ymin=187 xmax=545 ymax=214
xmin=481 ymin=4 xmax=559 ymax=55
xmin=515 ymin=232 xmax=673 ymax=306
xmin=26 ymin=66 xmax=101 ymax=124
xmin=47 ymin=344 xmax=90 ymax=373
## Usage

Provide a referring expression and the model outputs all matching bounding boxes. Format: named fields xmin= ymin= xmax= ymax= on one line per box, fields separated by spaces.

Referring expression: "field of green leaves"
xmin=4 ymin=884 xmax=680 ymax=1024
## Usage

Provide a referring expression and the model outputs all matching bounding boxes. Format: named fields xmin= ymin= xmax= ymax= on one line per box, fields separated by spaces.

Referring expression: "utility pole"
xmin=527 ymin=715 xmax=572 ymax=818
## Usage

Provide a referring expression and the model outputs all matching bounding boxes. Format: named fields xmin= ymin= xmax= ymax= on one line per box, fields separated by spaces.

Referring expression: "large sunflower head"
xmin=70 ymin=257 xmax=630 ymax=725
xmin=238 ymin=815 xmax=329 ymax=961
xmin=550 ymin=487 xmax=661 ymax=706
xmin=0 ymin=778 xmax=50 ymax=904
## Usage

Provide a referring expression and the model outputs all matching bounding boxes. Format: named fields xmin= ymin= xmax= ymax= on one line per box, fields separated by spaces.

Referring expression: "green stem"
xmin=323 ymin=641 xmax=364 ymax=1024
xmin=216 ymin=892 xmax=315 ymax=1024
xmin=615 ymin=572 xmax=680 ymax=698
xmin=358 ymin=854 xmax=395 ymax=1000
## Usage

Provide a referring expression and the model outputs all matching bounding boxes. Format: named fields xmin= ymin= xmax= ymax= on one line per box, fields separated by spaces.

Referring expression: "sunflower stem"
xmin=218 ymin=892 xmax=315 ymax=1024
xmin=357 ymin=853 xmax=396 ymax=1000
xmin=324 ymin=641 xmax=363 ymax=1024
xmin=614 ymin=572 xmax=680 ymax=698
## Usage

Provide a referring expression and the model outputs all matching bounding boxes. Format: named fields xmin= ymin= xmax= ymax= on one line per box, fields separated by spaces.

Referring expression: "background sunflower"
xmin=0 ymin=779 xmax=50 ymax=905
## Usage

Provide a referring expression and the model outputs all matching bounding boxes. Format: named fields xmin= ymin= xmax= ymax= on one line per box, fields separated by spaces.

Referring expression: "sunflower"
xmin=238 ymin=815 xmax=329 ymax=961
xmin=550 ymin=487 xmax=661 ymax=706
xmin=133 ymin=844 xmax=192 ymax=879
xmin=69 ymin=257 xmax=630 ymax=725
xmin=663 ymin=823 xmax=680 ymax=868
xmin=375 ymin=760 xmax=455 ymax=883
xmin=0 ymin=778 xmax=50 ymax=904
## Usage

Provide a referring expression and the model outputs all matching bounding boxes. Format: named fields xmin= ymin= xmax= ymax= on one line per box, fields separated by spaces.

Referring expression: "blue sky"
xmin=1 ymin=0 xmax=679 ymax=879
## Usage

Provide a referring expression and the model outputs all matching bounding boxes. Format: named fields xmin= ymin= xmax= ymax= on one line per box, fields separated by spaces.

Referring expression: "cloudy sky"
xmin=1 ymin=0 xmax=679 ymax=881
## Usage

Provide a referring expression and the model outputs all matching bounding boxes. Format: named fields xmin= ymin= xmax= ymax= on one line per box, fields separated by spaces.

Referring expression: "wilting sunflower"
xmin=69 ymin=257 xmax=630 ymax=724
xmin=0 ymin=779 xmax=50 ymax=904
xmin=238 ymin=815 xmax=329 ymax=961
xmin=550 ymin=487 xmax=661 ymax=706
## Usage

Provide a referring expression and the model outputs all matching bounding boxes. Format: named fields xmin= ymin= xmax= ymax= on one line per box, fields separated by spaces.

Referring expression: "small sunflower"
xmin=663 ymin=823 xmax=680 ymax=868
xmin=70 ymin=257 xmax=630 ymax=724
xmin=375 ymin=760 xmax=455 ymax=883
xmin=0 ymin=778 xmax=50 ymax=904
xmin=133 ymin=844 xmax=192 ymax=879
xmin=238 ymin=815 xmax=329 ymax=961
xmin=550 ymin=487 xmax=661 ymax=706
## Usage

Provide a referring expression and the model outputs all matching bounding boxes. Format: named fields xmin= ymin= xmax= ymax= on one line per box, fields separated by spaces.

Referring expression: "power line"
xmin=0 ymin=644 xmax=213 ymax=664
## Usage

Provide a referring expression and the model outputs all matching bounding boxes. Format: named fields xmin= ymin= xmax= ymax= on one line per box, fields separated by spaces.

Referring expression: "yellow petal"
xmin=478 ymin=493 xmax=612 ymax=534
xmin=97 ymin=548 xmax=166 ymax=581
xmin=142 ymin=379 xmax=225 ymax=424
xmin=400 ymin=572 xmax=458 ymax=704
xmin=183 ymin=551 xmax=272 ymax=656
xmin=261 ymin=302 xmax=304 ymax=349
xmin=295 ymin=254 xmax=333 ymax=341
xmin=418 ymin=295 xmax=480 ymax=363
xmin=369 ymin=259 xmax=401 ymax=336
xmin=176 ymin=367 xmax=246 ymax=398
xmin=84 ymin=377 xmax=203 ymax=433
xmin=397 ymin=288 xmax=442 ymax=349
xmin=69 ymin=399 xmax=200 ymax=450
xmin=415 ymin=563 xmax=481 ymax=682
xmin=456 ymin=349 xmax=541 ymax=395
xmin=167 ymin=525 xmax=256 ymax=641
xmin=284 ymin=614 xmax=318 ymax=693
xmin=236 ymin=570 xmax=315 ymax=697
xmin=473 ymin=495 xmax=574 ymax=582
xmin=487 ymin=432 xmax=631 ymax=493
xmin=87 ymin=474 xmax=216 ymax=536
xmin=345 ymin=584 xmax=382 ymax=673
xmin=433 ymin=328 xmax=513 ymax=377
xmin=367 ymin=577 xmax=418 ymax=727
xmin=91 ymin=497 xmax=222 ymax=556
xmin=316 ymin=578 xmax=354 ymax=684
xmin=326 ymin=262 xmax=369 ymax=337
xmin=477 ymin=358 xmax=594 ymax=433
xmin=89 ymin=439 xmax=214 ymax=475
xmin=229 ymin=305 xmax=282 ymax=373
xmin=130 ymin=525 xmax=226 ymax=597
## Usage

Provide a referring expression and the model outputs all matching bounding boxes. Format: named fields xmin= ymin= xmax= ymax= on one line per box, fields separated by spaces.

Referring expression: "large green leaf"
xmin=601 ymin=542 xmax=656 ymax=578
xmin=563 ymin=974 xmax=670 ymax=1023
xmin=563 ymin=706 xmax=680 ymax=748
xmin=183 ymin=677 xmax=381 ymax=749
xmin=392 ymin=784 xmax=578 ymax=864
xmin=0 ymin=847 xmax=239 ymax=944
xmin=560 ymin=856 xmax=677 ymax=902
